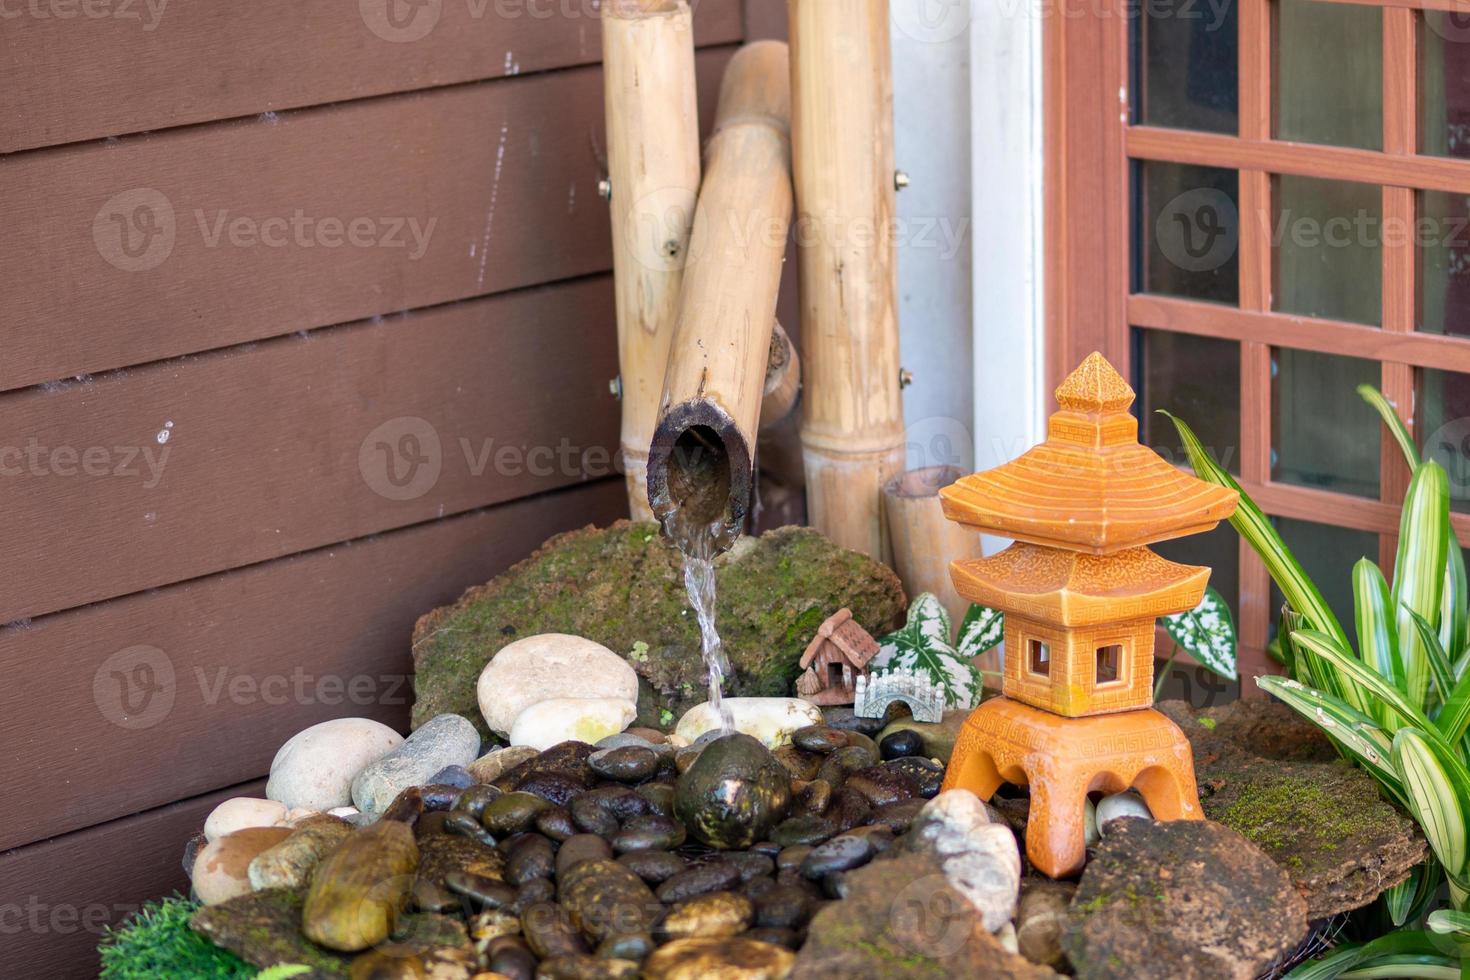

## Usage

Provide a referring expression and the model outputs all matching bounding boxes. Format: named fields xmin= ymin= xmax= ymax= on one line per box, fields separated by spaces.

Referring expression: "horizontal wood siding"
xmin=1 ymin=48 xmax=730 ymax=394
xmin=1 ymin=7 xmax=753 ymax=976
xmin=0 ymin=276 xmax=621 ymax=623
xmin=0 ymin=779 xmax=267 ymax=978
xmin=0 ymin=0 xmax=742 ymax=152
xmin=0 ymin=479 xmax=626 ymax=854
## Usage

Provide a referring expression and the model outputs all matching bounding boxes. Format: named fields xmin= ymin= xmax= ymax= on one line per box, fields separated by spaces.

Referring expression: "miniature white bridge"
xmin=854 ymin=669 xmax=947 ymax=723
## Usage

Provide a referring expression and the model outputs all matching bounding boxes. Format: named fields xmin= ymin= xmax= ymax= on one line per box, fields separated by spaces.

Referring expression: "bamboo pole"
xmin=602 ymin=0 xmax=701 ymax=521
xmin=788 ymin=0 xmax=907 ymax=561
xmin=759 ymin=320 xmax=801 ymax=432
xmin=647 ymin=41 xmax=793 ymax=550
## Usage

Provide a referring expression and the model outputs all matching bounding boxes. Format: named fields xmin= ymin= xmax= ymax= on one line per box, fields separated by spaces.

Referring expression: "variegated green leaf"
xmin=1442 ymin=524 xmax=1468 ymax=664
xmin=1436 ymin=665 xmax=1470 ymax=747
xmin=1354 ymin=558 xmax=1402 ymax=703
xmin=1393 ymin=727 xmax=1470 ymax=878
xmin=1286 ymin=929 xmax=1452 ymax=980
xmin=871 ymin=593 xmax=980 ymax=709
xmin=1408 ymin=608 xmax=1456 ymax=711
xmin=1257 ymin=676 xmax=1403 ymax=801
xmin=1292 ymin=629 xmax=1440 ymax=738
xmin=1161 ymin=586 xmax=1236 ymax=680
xmin=956 ymin=603 xmax=1004 ymax=658
xmin=1394 ymin=461 xmax=1450 ymax=710
xmin=1427 ymin=909 xmax=1470 ymax=937
xmin=1358 ymin=384 xmax=1420 ymax=470
xmin=1163 ymin=412 xmax=1352 ymax=667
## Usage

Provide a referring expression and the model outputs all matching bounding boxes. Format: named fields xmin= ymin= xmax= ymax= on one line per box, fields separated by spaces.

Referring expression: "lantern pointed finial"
xmin=1055 ymin=351 xmax=1134 ymax=414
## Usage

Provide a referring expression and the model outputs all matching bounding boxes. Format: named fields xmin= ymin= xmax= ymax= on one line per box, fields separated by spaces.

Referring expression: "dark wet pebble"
xmin=822 ymin=708 xmax=888 ymax=737
xmin=535 ymin=806 xmax=579 ymax=842
xmin=557 ymin=833 xmax=614 ymax=877
xmin=482 ymin=792 xmax=553 ymax=835
xmin=655 ymin=861 xmax=743 ymax=903
xmin=416 ymin=810 xmax=452 ymax=837
xmin=484 ymin=936 xmax=537 ymax=980
xmin=499 ymin=741 xmax=596 ymax=791
xmin=411 ymin=878 xmax=459 ymax=913
xmin=418 ymin=782 xmax=465 ymax=811
xmin=772 ymin=745 xmax=824 ymax=782
xmin=844 ymin=765 xmax=920 ymax=807
xmin=792 ymin=725 xmax=848 ymax=754
xmin=719 ymin=851 xmax=775 ymax=882
xmin=749 ymin=840 xmax=781 ymax=858
xmin=823 ymin=871 xmax=851 ymax=899
xmin=771 ymin=814 xmax=836 ymax=847
xmin=521 ymin=901 xmax=588 ymax=959
xmin=743 ymin=876 xmax=778 ymax=900
xmin=825 ymin=787 xmax=874 ymax=832
xmin=753 ymin=884 xmax=814 ymax=929
xmin=429 ymin=764 xmax=475 ymax=789
xmin=636 ymin=782 xmax=675 ymax=817
xmin=589 ymin=745 xmax=659 ymax=783
xmin=794 ymin=778 xmax=832 ymax=815
xmin=452 ymin=783 xmax=502 ymax=820
xmin=880 ymin=729 xmax=926 ymax=760
xmin=514 ymin=772 xmax=588 ymax=807
xmin=744 ymin=926 xmax=801 ymax=950
xmin=536 ymin=953 xmax=638 ymax=979
xmin=775 ymin=845 xmax=812 ymax=872
xmin=618 ymin=849 xmax=687 ymax=884
xmin=570 ymin=798 xmax=619 ymax=837
xmin=581 ymin=785 xmax=649 ymax=821
xmin=597 ymin=932 xmax=655 ymax=962
xmin=883 ymin=756 xmax=945 ymax=798
xmin=815 ymin=745 xmax=875 ymax=786
xmin=800 ymin=833 xmax=877 ymax=879
xmin=445 ymin=871 xmax=518 ymax=910
xmin=443 ymin=810 xmax=498 ymax=847
xmin=515 ymin=876 xmax=556 ymax=910
xmin=867 ymin=798 xmax=928 ymax=834
xmin=844 ymin=825 xmax=896 ymax=853
xmin=611 ymin=814 xmax=686 ymax=853
xmin=505 ymin=834 xmax=555 ymax=885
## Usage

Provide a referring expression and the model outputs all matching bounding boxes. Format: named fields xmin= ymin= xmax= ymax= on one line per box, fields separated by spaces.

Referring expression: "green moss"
xmin=1218 ymin=773 xmax=1360 ymax=855
xmin=99 ymin=895 xmax=255 ymax=980
xmin=410 ymin=522 xmax=907 ymax=735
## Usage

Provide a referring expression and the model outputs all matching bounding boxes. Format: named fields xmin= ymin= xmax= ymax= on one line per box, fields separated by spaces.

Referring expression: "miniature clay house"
xmin=938 ymin=352 xmax=1239 ymax=877
xmin=796 ymin=608 xmax=879 ymax=705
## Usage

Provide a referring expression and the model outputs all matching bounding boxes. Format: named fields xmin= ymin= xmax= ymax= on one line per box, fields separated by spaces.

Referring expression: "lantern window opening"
xmin=1028 ymin=639 xmax=1051 ymax=678
xmin=1096 ymin=644 xmax=1123 ymax=686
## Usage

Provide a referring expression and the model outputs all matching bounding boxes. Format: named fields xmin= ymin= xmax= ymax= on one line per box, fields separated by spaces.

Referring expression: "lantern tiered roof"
xmin=939 ymin=352 xmax=1238 ymax=554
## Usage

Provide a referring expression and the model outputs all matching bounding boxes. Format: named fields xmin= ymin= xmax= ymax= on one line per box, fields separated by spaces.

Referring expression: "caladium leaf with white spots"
xmin=956 ymin=604 xmax=1004 ymax=659
xmin=1162 ymin=586 xmax=1237 ymax=681
xmin=870 ymin=593 xmax=981 ymax=709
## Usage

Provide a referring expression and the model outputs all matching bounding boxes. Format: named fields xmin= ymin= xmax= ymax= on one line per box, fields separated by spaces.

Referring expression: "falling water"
xmin=671 ymin=521 xmax=737 ymax=733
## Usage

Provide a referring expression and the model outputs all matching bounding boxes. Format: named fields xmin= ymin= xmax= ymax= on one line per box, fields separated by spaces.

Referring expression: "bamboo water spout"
xmin=647 ymin=41 xmax=793 ymax=551
xmin=602 ymin=0 xmax=701 ymax=521
xmin=788 ymin=0 xmax=907 ymax=561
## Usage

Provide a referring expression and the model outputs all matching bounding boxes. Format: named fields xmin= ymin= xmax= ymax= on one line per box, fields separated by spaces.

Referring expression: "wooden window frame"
xmin=1045 ymin=0 xmax=1470 ymax=689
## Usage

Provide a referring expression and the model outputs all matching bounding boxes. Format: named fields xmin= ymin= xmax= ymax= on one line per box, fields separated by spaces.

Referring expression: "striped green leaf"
xmin=1427 ymin=909 xmax=1470 ymax=937
xmin=1292 ymin=628 xmax=1428 ymax=731
xmin=1339 ymin=957 xmax=1460 ymax=978
xmin=1358 ymin=384 xmax=1421 ymax=470
xmin=1355 ymin=558 xmax=1403 ymax=721
xmin=1443 ymin=525 xmax=1468 ymax=664
xmin=1162 ymin=412 xmax=1351 ymax=658
xmin=1257 ymin=676 xmax=1403 ymax=801
xmin=1439 ymin=667 xmax=1470 ymax=748
xmin=1408 ymin=608 xmax=1457 ymax=712
xmin=1395 ymin=462 xmax=1450 ymax=710
xmin=1288 ymin=929 xmax=1451 ymax=980
xmin=1393 ymin=727 xmax=1470 ymax=879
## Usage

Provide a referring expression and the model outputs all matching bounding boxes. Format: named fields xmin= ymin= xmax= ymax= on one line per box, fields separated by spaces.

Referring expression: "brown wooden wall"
xmin=0 ymin=2 xmax=763 ymax=974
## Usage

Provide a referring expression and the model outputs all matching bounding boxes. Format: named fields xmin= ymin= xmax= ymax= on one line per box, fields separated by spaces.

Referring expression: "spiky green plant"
xmin=98 ymin=895 xmax=255 ymax=979
xmin=1168 ymin=387 xmax=1470 ymax=978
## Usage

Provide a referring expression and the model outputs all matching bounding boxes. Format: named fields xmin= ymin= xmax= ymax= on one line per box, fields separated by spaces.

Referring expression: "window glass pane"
xmin=1132 ymin=0 xmax=1238 ymax=133
xmin=1272 ymin=349 xmax=1381 ymax=499
xmin=1274 ymin=0 xmax=1382 ymax=150
xmin=1154 ymin=522 xmax=1241 ymax=615
xmin=1135 ymin=328 xmax=1241 ymax=475
xmin=1135 ymin=161 xmax=1239 ymax=304
xmin=1268 ymin=518 xmax=1378 ymax=650
xmin=1418 ymin=190 xmax=1470 ymax=336
xmin=1273 ymin=175 xmax=1382 ymax=326
xmin=1420 ymin=13 xmax=1470 ymax=159
xmin=1419 ymin=368 xmax=1470 ymax=513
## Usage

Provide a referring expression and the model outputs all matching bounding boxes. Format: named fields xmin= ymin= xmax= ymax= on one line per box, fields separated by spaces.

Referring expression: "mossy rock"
xmin=410 ymin=522 xmax=907 ymax=737
xmin=1159 ymin=699 xmax=1426 ymax=919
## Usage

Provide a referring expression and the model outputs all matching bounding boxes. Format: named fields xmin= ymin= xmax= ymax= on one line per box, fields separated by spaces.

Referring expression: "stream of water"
xmin=661 ymin=516 xmax=738 ymax=733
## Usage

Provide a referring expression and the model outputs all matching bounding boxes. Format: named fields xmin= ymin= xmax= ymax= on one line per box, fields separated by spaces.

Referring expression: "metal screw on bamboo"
xmin=646 ymin=41 xmax=794 ymax=551
xmin=788 ymin=0 xmax=907 ymax=562
xmin=602 ymin=0 xmax=701 ymax=521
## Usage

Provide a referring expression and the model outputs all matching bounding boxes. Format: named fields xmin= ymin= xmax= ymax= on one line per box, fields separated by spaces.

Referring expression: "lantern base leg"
xmin=940 ymin=696 xmax=1203 ymax=878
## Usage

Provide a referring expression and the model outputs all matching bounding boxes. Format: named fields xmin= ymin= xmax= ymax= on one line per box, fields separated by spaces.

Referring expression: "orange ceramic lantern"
xmin=937 ymin=352 xmax=1238 ymax=877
